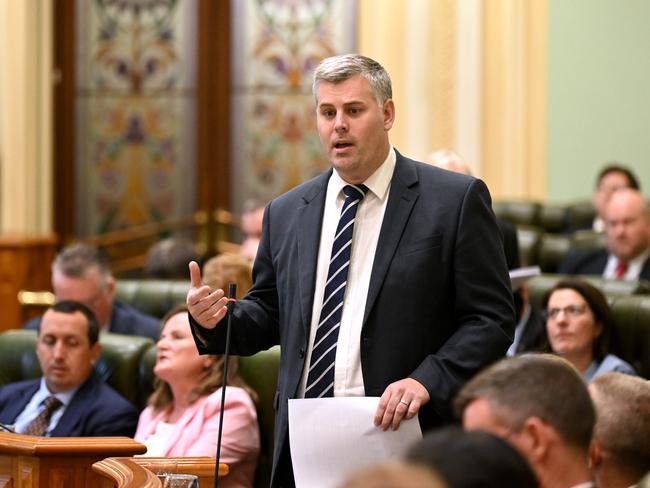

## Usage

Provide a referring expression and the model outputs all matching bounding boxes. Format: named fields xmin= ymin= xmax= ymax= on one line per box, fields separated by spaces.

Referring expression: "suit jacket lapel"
xmin=364 ymin=153 xmax=419 ymax=323
xmin=4 ymin=382 xmax=39 ymax=422
xmin=51 ymin=373 xmax=97 ymax=436
xmin=297 ymin=171 xmax=331 ymax=334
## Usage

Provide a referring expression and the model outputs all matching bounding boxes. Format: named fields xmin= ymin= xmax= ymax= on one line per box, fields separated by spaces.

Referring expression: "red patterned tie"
xmin=614 ymin=261 xmax=628 ymax=280
xmin=23 ymin=396 xmax=62 ymax=436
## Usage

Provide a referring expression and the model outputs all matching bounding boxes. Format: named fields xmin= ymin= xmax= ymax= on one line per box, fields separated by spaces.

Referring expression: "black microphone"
xmin=0 ymin=422 xmax=15 ymax=433
xmin=214 ymin=283 xmax=237 ymax=488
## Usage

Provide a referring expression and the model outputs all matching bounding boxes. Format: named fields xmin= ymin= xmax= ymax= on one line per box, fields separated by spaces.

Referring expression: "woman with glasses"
xmin=540 ymin=278 xmax=636 ymax=382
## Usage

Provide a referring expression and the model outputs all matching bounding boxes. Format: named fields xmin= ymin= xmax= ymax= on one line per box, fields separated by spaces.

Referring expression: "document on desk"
xmin=288 ymin=397 xmax=422 ymax=488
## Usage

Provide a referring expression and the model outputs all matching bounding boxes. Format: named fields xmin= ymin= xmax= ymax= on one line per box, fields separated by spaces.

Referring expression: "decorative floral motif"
xmin=76 ymin=0 xmax=195 ymax=235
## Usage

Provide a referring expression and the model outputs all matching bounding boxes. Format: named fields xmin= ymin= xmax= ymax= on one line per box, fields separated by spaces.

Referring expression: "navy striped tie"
xmin=305 ymin=183 xmax=369 ymax=398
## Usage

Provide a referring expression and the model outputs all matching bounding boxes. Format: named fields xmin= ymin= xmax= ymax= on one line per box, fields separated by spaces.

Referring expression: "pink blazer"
xmin=135 ymin=387 xmax=260 ymax=488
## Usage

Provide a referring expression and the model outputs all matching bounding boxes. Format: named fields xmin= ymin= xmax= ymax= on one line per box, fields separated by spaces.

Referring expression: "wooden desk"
xmin=0 ymin=432 xmax=146 ymax=488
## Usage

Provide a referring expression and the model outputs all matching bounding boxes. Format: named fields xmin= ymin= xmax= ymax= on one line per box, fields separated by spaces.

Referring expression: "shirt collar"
xmin=331 ymin=146 xmax=395 ymax=201
xmin=38 ymin=377 xmax=82 ymax=407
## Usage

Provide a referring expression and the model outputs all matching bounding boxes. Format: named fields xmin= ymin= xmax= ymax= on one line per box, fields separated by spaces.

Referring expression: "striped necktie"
xmin=305 ymin=184 xmax=369 ymax=398
xmin=24 ymin=396 xmax=62 ymax=436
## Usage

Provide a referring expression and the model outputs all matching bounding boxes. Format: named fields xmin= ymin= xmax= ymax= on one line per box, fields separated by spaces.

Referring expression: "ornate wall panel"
xmin=230 ymin=0 xmax=357 ymax=214
xmin=75 ymin=0 xmax=197 ymax=236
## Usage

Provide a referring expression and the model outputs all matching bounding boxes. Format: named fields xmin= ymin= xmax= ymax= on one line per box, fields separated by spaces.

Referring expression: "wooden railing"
xmin=93 ymin=456 xmax=227 ymax=488
xmin=83 ymin=209 xmax=236 ymax=277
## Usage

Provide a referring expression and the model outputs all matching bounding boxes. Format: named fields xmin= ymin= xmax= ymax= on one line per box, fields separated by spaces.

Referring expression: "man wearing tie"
xmin=560 ymin=188 xmax=650 ymax=281
xmin=0 ymin=301 xmax=138 ymax=437
xmin=187 ymin=54 xmax=514 ymax=487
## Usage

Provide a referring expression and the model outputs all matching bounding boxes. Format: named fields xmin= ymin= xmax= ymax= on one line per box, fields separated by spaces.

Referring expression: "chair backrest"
xmin=566 ymin=200 xmax=596 ymax=231
xmin=0 ymin=329 xmax=154 ymax=406
xmin=493 ymin=200 xmax=541 ymax=227
xmin=570 ymin=229 xmax=607 ymax=252
xmin=115 ymin=280 xmax=189 ymax=318
xmin=609 ymin=295 xmax=650 ymax=379
xmin=527 ymin=274 xmax=650 ymax=311
xmin=516 ymin=225 xmax=543 ymax=267
xmin=538 ymin=203 xmax=569 ymax=233
xmin=538 ymin=233 xmax=572 ymax=273
xmin=238 ymin=347 xmax=281 ymax=488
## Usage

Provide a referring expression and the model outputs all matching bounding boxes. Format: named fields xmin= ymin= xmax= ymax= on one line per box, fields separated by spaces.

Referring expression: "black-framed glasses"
xmin=542 ymin=304 xmax=587 ymax=321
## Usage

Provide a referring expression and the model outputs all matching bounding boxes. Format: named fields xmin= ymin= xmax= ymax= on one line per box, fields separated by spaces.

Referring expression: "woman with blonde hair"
xmin=135 ymin=304 xmax=260 ymax=488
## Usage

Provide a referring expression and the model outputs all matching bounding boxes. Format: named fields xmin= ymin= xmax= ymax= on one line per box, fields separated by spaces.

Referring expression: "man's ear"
xmin=518 ymin=417 xmax=553 ymax=463
xmin=589 ymin=439 xmax=603 ymax=469
xmin=383 ymin=99 xmax=395 ymax=131
xmin=105 ymin=276 xmax=116 ymax=300
xmin=90 ymin=342 xmax=102 ymax=365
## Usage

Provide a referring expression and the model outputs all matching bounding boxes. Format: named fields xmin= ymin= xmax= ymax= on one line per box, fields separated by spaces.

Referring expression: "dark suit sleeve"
xmin=190 ymin=202 xmax=281 ymax=356
xmin=409 ymin=178 xmax=514 ymax=420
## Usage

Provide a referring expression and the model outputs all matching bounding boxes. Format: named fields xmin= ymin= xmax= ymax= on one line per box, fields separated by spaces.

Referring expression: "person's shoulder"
xmin=91 ymin=380 xmax=139 ymax=414
xmin=111 ymin=300 xmax=160 ymax=338
xmin=0 ymin=378 xmax=39 ymax=396
xmin=21 ymin=315 xmax=41 ymax=330
xmin=598 ymin=354 xmax=637 ymax=376
xmin=204 ymin=387 xmax=256 ymax=411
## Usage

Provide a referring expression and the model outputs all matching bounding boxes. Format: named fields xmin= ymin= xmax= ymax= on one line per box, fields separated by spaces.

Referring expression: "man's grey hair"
xmin=312 ymin=54 xmax=392 ymax=106
xmin=52 ymin=243 xmax=112 ymax=288
xmin=454 ymin=354 xmax=596 ymax=453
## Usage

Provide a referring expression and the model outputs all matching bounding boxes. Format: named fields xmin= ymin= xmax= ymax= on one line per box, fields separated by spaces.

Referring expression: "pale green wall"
xmin=548 ymin=0 xmax=650 ymax=203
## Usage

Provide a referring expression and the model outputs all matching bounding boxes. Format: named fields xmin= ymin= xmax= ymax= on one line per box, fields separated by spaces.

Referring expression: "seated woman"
xmin=541 ymin=278 xmax=637 ymax=382
xmin=135 ymin=304 xmax=260 ymax=488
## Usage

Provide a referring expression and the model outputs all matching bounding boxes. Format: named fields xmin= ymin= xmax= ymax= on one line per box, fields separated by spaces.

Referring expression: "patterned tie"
xmin=614 ymin=260 xmax=628 ymax=280
xmin=23 ymin=396 xmax=62 ymax=436
xmin=305 ymin=184 xmax=369 ymax=398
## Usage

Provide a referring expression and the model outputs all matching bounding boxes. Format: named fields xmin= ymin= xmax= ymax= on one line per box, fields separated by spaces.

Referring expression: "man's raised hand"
xmin=186 ymin=261 xmax=228 ymax=329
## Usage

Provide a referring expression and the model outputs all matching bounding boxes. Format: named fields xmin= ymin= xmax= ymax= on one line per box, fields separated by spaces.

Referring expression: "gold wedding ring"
xmin=399 ymin=399 xmax=409 ymax=406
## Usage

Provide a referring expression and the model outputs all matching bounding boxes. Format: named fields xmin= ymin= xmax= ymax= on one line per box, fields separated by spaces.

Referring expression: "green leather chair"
xmin=516 ymin=225 xmax=543 ymax=267
xmin=115 ymin=280 xmax=189 ymax=319
xmin=528 ymin=274 xmax=650 ymax=310
xmin=610 ymin=295 xmax=650 ymax=379
xmin=538 ymin=233 xmax=572 ymax=273
xmin=0 ymin=329 xmax=154 ymax=407
xmin=538 ymin=203 xmax=569 ymax=233
xmin=566 ymin=200 xmax=596 ymax=231
xmin=570 ymin=230 xmax=606 ymax=252
xmin=493 ymin=200 xmax=541 ymax=227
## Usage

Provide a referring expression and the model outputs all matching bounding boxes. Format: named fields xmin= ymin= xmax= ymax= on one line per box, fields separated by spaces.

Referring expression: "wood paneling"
xmin=0 ymin=432 xmax=145 ymax=488
xmin=0 ymin=235 xmax=57 ymax=331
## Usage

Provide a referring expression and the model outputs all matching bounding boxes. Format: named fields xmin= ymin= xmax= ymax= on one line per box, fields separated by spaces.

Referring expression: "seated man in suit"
xmin=455 ymin=354 xmax=596 ymax=488
xmin=0 ymin=300 xmax=138 ymax=437
xmin=23 ymin=242 xmax=160 ymax=341
xmin=560 ymin=188 xmax=650 ymax=281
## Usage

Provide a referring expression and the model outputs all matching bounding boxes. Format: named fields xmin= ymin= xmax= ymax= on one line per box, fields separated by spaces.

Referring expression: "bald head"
xmin=426 ymin=150 xmax=472 ymax=176
xmin=604 ymin=188 xmax=650 ymax=262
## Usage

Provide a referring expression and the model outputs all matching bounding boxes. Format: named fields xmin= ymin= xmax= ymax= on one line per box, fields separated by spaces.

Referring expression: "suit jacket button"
xmin=299 ymin=348 xmax=305 ymax=358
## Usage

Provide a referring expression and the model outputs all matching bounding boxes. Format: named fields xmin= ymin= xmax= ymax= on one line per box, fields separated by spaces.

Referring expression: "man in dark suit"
xmin=560 ymin=188 xmax=650 ymax=281
xmin=187 ymin=54 xmax=514 ymax=487
xmin=23 ymin=242 xmax=160 ymax=341
xmin=0 ymin=300 xmax=138 ymax=437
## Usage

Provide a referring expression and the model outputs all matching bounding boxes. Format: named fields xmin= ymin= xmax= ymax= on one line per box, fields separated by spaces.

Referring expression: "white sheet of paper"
xmin=509 ymin=265 xmax=541 ymax=291
xmin=288 ymin=397 xmax=422 ymax=488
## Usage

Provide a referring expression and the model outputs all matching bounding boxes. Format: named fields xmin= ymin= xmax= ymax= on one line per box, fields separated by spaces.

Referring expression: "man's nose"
xmin=334 ymin=114 xmax=348 ymax=132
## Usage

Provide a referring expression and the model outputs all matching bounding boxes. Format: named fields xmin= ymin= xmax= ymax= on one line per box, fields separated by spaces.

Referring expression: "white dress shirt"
xmin=13 ymin=378 xmax=79 ymax=435
xmin=298 ymin=147 xmax=396 ymax=398
xmin=603 ymin=248 xmax=650 ymax=280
